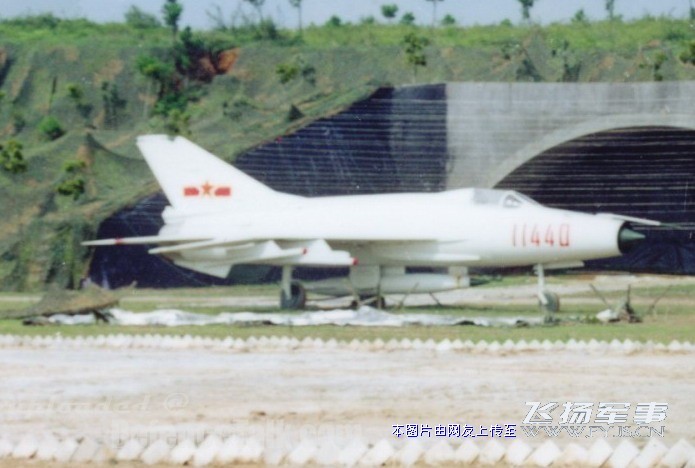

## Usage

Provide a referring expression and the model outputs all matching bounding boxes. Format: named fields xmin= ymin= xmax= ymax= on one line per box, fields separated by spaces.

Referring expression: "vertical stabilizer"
xmin=136 ymin=135 xmax=278 ymax=212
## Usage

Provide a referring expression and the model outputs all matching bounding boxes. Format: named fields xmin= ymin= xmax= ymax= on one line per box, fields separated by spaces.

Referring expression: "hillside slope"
xmin=0 ymin=17 xmax=693 ymax=290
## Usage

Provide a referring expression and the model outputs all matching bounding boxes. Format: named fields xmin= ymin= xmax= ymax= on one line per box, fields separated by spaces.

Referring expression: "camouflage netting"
xmin=1 ymin=31 xmax=694 ymax=290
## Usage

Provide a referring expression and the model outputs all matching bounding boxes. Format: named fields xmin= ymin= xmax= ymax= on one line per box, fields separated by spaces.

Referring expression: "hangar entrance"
xmin=495 ymin=126 xmax=695 ymax=274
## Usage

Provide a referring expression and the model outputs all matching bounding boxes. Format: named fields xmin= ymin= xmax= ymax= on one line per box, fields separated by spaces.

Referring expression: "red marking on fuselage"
xmin=184 ymin=187 xmax=200 ymax=197
xmin=214 ymin=186 xmax=232 ymax=197
xmin=559 ymin=224 xmax=571 ymax=247
xmin=114 ymin=238 xmax=124 ymax=245
xmin=184 ymin=183 xmax=233 ymax=198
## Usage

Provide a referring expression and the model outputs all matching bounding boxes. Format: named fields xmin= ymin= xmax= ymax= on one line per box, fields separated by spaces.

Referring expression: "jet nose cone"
xmin=618 ymin=226 xmax=645 ymax=254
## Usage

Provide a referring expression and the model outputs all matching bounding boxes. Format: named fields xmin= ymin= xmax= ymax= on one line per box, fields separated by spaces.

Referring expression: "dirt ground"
xmin=0 ymin=345 xmax=692 ymax=453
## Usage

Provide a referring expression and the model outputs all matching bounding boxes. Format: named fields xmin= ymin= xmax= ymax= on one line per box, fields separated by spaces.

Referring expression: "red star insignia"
xmin=201 ymin=181 xmax=214 ymax=196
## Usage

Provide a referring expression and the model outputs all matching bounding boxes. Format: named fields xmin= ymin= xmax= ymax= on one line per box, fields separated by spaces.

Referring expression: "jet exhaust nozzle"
xmin=618 ymin=225 xmax=645 ymax=254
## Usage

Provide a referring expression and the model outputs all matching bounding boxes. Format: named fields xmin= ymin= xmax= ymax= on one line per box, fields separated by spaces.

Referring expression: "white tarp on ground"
xmin=45 ymin=307 xmax=543 ymax=327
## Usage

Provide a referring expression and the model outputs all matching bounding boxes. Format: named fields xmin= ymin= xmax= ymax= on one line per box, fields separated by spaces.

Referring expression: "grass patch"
xmin=0 ymin=289 xmax=692 ymax=343
xmin=0 ymin=314 xmax=691 ymax=343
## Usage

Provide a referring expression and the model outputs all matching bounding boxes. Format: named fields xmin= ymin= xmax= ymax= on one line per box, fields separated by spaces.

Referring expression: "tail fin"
xmin=136 ymin=135 xmax=278 ymax=212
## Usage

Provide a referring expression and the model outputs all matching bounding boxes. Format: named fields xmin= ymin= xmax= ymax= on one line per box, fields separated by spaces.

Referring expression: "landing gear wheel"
xmin=539 ymin=291 xmax=560 ymax=313
xmin=280 ymin=282 xmax=306 ymax=310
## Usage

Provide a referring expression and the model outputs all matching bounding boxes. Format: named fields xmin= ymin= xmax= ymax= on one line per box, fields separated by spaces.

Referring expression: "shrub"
xmin=56 ymin=178 xmax=85 ymax=200
xmin=400 ymin=13 xmax=416 ymax=26
xmin=125 ymin=5 xmax=161 ymax=29
xmin=326 ymin=16 xmax=342 ymax=27
xmin=56 ymin=160 xmax=87 ymax=200
xmin=442 ymin=14 xmax=456 ymax=26
xmin=0 ymin=140 xmax=27 ymax=174
xmin=254 ymin=19 xmax=281 ymax=41
xmin=38 ymin=116 xmax=65 ymax=140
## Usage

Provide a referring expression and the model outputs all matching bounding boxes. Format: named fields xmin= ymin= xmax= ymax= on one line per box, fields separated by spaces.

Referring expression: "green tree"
xmin=38 ymin=116 xmax=65 ymax=141
xmin=403 ymin=32 xmax=429 ymax=82
xmin=400 ymin=12 xmax=416 ymax=25
xmin=381 ymin=4 xmax=398 ymax=23
xmin=125 ymin=5 xmax=161 ymax=29
xmin=164 ymin=109 xmax=191 ymax=135
xmin=288 ymin=0 xmax=303 ymax=32
xmin=276 ymin=61 xmax=301 ymax=121
xmin=652 ymin=52 xmax=668 ymax=81
xmin=441 ymin=14 xmax=456 ymax=26
xmin=56 ymin=161 xmax=86 ymax=201
xmin=136 ymin=54 xmax=177 ymax=112
xmin=254 ymin=19 xmax=281 ymax=41
xmin=518 ymin=0 xmax=535 ymax=22
xmin=680 ymin=40 xmax=695 ymax=65
xmin=326 ymin=15 xmax=342 ymax=27
xmin=101 ymin=82 xmax=127 ymax=129
xmin=572 ymin=9 xmax=589 ymax=24
xmin=0 ymin=140 xmax=27 ymax=174
xmin=243 ymin=0 xmax=266 ymax=21
xmin=276 ymin=57 xmax=315 ymax=86
xmin=690 ymin=0 xmax=695 ymax=20
xmin=67 ymin=83 xmax=93 ymax=122
xmin=424 ymin=0 xmax=444 ymax=28
xmin=137 ymin=55 xmax=173 ymax=87
xmin=162 ymin=0 xmax=183 ymax=39
xmin=276 ymin=63 xmax=300 ymax=84
xmin=174 ymin=26 xmax=207 ymax=76
xmin=605 ymin=0 xmax=616 ymax=20
xmin=558 ymin=40 xmax=581 ymax=82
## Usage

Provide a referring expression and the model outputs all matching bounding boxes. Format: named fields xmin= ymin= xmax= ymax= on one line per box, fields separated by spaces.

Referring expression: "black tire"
xmin=280 ymin=282 xmax=307 ymax=310
xmin=539 ymin=291 xmax=560 ymax=313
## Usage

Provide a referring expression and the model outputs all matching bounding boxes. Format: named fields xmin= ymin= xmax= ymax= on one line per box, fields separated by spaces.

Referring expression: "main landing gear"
xmin=536 ymin=264 xmax=560 ymax=314
xmin=280 ymin=266 xmax=306 ymax=310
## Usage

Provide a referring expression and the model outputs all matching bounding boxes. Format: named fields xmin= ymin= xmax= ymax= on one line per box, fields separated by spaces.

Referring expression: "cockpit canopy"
xmin=471 ymin=189 xmax=539 ymax=208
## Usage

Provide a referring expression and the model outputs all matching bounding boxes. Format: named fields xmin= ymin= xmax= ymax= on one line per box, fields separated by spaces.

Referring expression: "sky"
xmin=0 ymin=0 xmax=692 ymax=29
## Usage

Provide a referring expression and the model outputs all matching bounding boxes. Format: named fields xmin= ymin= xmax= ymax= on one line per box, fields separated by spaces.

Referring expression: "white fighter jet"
xmin=84 ymin=135 xmax=655 ymax=309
